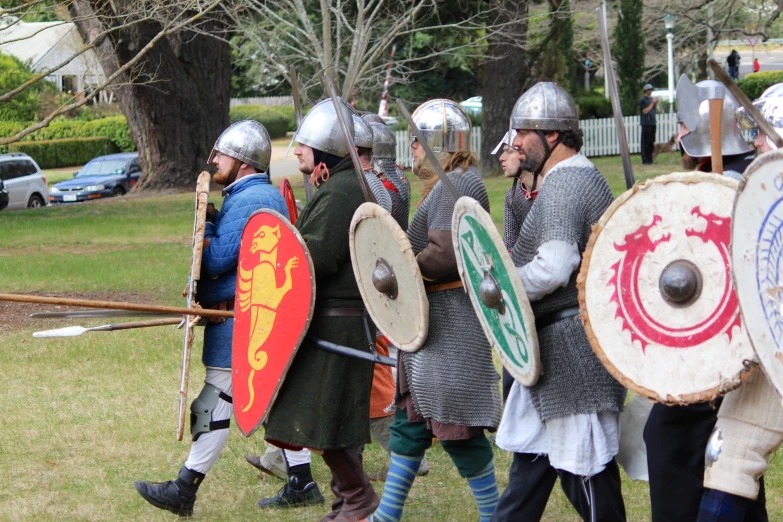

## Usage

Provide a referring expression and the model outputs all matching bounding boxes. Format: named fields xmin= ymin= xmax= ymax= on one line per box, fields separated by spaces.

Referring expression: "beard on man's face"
xmin=518 ymin=142 xmax=544 ymax=173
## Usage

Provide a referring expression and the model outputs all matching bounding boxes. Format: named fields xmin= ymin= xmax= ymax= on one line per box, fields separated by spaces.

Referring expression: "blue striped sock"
xmin=370 ymin=452 xmax=423 ymax=522
xmin=467 ymin=461 xmax=500 ymax=522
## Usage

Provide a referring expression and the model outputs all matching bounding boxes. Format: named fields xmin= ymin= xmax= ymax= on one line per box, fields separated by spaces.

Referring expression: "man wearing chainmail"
xmin=492 ymin=83 xmax=627 ymax=521
xmin=495 ymin=130 xmax=538 ymax=253
xmin=370 ymin=99 xmax=501 ymax=522
xmin=362 ymin=113 xmax=412 ymax=230
xmin=492 ymin=129 xmax=539 ymax=402
xmin=353 ymin=113 xmax=393 ymax=213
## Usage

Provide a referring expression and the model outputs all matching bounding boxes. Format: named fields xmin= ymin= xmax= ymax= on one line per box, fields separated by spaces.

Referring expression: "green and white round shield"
xmin=452 ymin=196 xmax=541 ymax=386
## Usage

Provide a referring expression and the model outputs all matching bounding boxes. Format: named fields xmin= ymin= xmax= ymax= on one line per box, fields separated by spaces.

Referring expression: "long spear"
xmin=378 ymin=44 xmax=396 ymax=117
xmin=33 ymin=318 xmax=182 ymax=338
xmin=596 ymin=7 xmax=634 ymax=190
xmin=289 ymin=64 xmax=314 ymax=202
xmin=0 ymin=293 xmax=233 ymax=319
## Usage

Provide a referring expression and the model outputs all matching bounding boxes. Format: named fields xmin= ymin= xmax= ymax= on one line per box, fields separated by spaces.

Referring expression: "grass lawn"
xmin=1 ymin=153 xmax=779 ymax=521
xmin=43 ymin=166 xmax=83 ymax=187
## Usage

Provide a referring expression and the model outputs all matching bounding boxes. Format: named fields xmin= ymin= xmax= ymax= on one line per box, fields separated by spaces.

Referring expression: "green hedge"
xmin=574 ymin=93 xmax=613 ymax=119
xmin=229 ymin=105 xmax=292 ymax=138
xmin=737 ymin=71 xmax=783 ymax=101
xmin=0 ymin=116 xmax=135 ymax=153
xmin=8 ymin=137 xmax=119 ymax=169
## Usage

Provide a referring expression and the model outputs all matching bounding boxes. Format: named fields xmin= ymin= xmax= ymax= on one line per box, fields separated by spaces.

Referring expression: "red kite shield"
xmin=232 ymin=209 xmax=315 ymax=437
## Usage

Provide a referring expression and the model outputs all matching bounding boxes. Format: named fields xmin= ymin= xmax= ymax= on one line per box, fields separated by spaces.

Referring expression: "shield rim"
xmin=451 ymin=196 xmax=541 ymax=386
xmin=233 ymin=208 xmax=316 ymax=438
xmin=349 ymin=202 xmax=429 ymax=352
xmin=578 ymin=171 xmax=756 ymax=405
xmin=732 ymin=150 xmax=783 ymax=399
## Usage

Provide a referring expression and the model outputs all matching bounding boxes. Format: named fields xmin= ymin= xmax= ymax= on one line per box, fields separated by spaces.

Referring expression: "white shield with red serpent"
xmin=232 ymin=209 xmax=315 ymax=437
xmin=452 ymin=196 xmax=540 ymax=386
xmin=350 ymin=202 xmax=428 ymax=353
xmin=578 ymin=172 xmax=755 ymax=405
xmin=732 ymin=150 xmax=783 ymax=399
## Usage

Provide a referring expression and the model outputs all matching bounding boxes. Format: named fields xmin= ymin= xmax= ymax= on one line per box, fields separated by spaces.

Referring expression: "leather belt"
xmin=425 ymin=280 xmax=464 ymax=294
xmin=317 ymin=307 xmax=364 ymax=317
xmin=535 ymin=306 xmax=580 ymax=331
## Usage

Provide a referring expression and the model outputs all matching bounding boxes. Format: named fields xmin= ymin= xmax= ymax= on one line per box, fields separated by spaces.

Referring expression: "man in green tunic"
xmin=262 ymin=98 xmax=379 ymax=522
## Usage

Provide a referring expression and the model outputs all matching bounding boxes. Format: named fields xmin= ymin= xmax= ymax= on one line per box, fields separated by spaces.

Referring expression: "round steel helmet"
xmin=369 ymin=122 xmax=396 ymax=159
xmin=353 ymin=114 xmax=374 ymax=149
xmin=410 ymin=99 xmax=472 ymax=154
xmin=510 ymin=82 xmax=579 ymax=132
xmin=492 ymin=130 xmax=518 ymax=155
xmin=210 ymin=120 xmax=272 ymax=172
xmin=361 ymin=113 xmax=386 ymax=125
xmin=676 ymin=76 xmax=752 ymax=157
xmin=294 ymin=98 xmax=355 ymax=157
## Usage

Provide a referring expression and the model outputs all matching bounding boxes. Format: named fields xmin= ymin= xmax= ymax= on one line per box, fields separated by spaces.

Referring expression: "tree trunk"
xmin=70 ymin=2 xmax=231 ymax=190
xmin=479 ymin=1 xmax=530 ymax=176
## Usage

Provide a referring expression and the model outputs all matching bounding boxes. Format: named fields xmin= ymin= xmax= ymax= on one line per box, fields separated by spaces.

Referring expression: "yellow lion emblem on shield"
xmin=237 ymin=223 xmax=299 ymax=412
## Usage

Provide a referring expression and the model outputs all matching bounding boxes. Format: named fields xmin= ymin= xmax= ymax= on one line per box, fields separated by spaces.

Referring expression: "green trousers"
xmin=388 ymin=408 xmax=493 ymax=478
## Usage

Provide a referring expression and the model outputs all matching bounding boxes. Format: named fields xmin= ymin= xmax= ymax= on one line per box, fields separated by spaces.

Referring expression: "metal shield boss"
xmin=579 ymin=172 xmax=755 ymax=404
xmin=350 ymin=202 xmax=428 ymax=352
xmin=232 ymin=209 xmax=315 ymax=437
xmin=452 ymin=197 xmax=541 ymax=386
xmin=732 ymin=150 xmax=783 ymax=399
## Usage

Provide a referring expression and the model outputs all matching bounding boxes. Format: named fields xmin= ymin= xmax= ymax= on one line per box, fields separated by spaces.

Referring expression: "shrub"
xmin=0 ymin=54 xmax=55 ymax=122
xmin=0 ymin=116 xmax=136 ymax=153
xmin=737 ymin=71 xmax=783 ymax=101
xmin=8 ymin=137 xmax=119 ymax=169
xmin=229 ymin=105 xmax=290 ymax=138
xmin=574 ymin=93 xmax=613 ymax=119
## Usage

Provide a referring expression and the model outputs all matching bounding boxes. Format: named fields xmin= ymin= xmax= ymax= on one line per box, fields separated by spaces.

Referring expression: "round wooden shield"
xmin=232 ymin=209 xmax=315 ymax=437
xmin=350 ymin=202 xmax=428 ymax=352
xmin=452 ymin=196 xmax=541 ymax=386
xmin=732 ymin=150 xmax=783 ymax=399
xmin=579 ymin=172 xmax=755 ymax=404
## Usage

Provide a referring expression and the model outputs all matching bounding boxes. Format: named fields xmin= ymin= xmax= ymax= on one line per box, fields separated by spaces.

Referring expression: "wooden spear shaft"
xmin=0 ymin=293 xmax=234 ymax=319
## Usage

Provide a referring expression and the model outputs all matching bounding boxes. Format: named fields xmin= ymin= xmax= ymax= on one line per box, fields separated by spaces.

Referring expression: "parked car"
xmin=0 ymin=153 xmax=48 ymax=209
xmin=49 ymin=152 xmax=142 ymax=204
xmin=461 ymin=96 xmax=482 ymax=116
xmin=0 ymin=179 xmax=8 ymax=211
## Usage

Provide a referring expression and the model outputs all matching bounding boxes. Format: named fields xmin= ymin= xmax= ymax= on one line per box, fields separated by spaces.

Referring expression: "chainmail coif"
xmin=377 ymin=158 xmax=411 ymax=230
xmin=404 ymin=166 xmax=502 ymax=428
xmin=510 ymin=162 xmax=626 ymax=421
xmin=503 ymin=183 xmax=535 ymax=251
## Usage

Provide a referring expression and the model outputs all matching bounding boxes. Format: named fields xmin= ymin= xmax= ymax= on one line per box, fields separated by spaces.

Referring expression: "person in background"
xmin=639 ymin=83 xmax=659 ymax=165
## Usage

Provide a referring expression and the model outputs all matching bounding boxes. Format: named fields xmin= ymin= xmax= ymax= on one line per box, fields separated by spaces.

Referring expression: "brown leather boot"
xmin=321 ymin=448 xmax=380 ymax=522
xmin=318 ymin=477 xmax=344 ymax=522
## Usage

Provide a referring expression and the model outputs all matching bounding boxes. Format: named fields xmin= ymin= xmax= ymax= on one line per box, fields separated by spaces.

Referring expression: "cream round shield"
xmin=452 ymin=197 xmax=540 ymax=385
xmin=732 ymin=150 xmax=783 ymax=399
xmin=579 ymin=172 xmax=755 ymax=404
xmin=350 ymin=202 xmax=428 ymax=352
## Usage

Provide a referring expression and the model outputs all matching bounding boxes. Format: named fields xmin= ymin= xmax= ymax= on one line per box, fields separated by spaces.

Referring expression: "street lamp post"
xmin=664 ymin=14 xmax=676 ymax=111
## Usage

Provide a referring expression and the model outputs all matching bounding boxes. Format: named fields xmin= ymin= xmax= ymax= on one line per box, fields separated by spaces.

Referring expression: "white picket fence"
xmin=580 ymin=113 xmax=681 ymax=157
xmin=393 ymin=114 xmax=687 ymax=167
xmin=230 ymin=96 xmax=293 ymax=107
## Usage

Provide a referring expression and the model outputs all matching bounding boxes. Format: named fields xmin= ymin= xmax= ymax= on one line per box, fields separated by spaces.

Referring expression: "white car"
xmin=0 ymin=153 xmax=49 ymax=209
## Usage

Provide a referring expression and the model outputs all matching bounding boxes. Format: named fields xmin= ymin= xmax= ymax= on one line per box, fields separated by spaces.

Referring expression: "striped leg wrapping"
xmin=370 ymin=452 xmax=423 ymax=522
xmin=467 ymin=461 xmax=499 ymax=522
